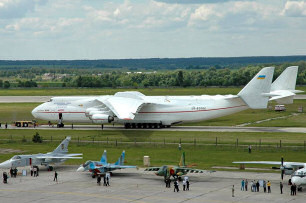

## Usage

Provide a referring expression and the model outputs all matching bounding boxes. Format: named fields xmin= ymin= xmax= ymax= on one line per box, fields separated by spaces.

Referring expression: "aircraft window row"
xmin=293 ymin=171 xmax=306 ymax=176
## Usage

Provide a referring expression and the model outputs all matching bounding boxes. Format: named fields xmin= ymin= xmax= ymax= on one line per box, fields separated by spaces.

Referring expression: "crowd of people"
xmin=240 ymin=179 xmax=298 ymax=196
xmin=165 ymin=176 xmax=190 ymax=192
xmin=97 ymin=173 xmax=110 ymax=186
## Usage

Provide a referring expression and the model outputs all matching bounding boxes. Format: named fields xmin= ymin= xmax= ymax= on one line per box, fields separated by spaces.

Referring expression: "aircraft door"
xmin=59 ymin=113 xmax=63 ymax=121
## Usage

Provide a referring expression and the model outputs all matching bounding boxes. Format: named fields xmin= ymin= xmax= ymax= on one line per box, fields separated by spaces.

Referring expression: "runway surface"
xmin=5 ymin=124 xmax=306 ymax=133
xmin=0 ymin=166 xmax=304 ymax=203
xmin=0 ymin=94 xmax=305 ymax=103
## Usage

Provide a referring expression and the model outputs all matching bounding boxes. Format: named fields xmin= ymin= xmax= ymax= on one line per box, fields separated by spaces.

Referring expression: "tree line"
xmin=0 ymin=62 xmax=305 ymax=88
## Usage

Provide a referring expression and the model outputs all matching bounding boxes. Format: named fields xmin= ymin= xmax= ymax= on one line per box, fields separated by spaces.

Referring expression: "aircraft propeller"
xmin=280 ymin=157 xmax=284 ymax=180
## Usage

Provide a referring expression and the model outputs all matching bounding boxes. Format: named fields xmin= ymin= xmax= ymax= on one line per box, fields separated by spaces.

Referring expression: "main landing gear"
xmin=124 ymin=123 xmax=171 ymax=129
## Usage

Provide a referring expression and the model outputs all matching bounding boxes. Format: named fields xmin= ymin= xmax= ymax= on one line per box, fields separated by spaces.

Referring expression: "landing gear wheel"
xmin=57 ymin=123 xmax=65 ymax=128
xmin=178 ymin=177 xmax=182 ymax=181
xmin=48 ymin=166 xmax=53 ymax=171
xmin=92 ymin=174 xmax=96 ymax=178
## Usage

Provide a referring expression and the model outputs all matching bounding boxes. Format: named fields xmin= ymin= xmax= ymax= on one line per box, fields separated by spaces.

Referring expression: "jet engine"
xmin=91 ymin=114 xmax=114 ymax=124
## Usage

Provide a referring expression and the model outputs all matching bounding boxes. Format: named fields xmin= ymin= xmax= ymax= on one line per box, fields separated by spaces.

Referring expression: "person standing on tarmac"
xmin=232 ymin=185 xmax=235 ymax=197
xmin=54 ymin=171 xmax=58 ymax=182
xmin=267 ymin=181 xmax=271 ymax=193
xmin=245 ymin=179 xmax=248 ymax=191
xmin=241 ymin=179 xmax=245 ymax=191
xmin=280 ymin=182 xmax=283 ymax=194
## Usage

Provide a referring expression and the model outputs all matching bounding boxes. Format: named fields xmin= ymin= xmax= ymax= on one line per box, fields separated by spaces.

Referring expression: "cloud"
xmin=154 ymin=0 xmax=250 ymax=4
xmin=0 ymin=0 xmax=46 ymax=19
xmin=282 ymin=1 xmax=306 ymax=17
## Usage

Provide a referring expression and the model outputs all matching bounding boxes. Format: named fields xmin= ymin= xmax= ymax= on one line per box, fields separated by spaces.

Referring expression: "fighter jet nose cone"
xmin=77 ymin=166 xmax=84 ymax=172
xmin=0 ymin=160 xmax=12 ymax=168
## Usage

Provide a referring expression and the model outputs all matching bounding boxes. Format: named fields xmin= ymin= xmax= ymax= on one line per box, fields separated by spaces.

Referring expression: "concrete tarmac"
xmin=0 ymin=166 xmax=304 ymax=203
xmin=6 ymin=124 xmax=306 ymax=133
xmin=0 ymin=94 xmax=305 ymax=103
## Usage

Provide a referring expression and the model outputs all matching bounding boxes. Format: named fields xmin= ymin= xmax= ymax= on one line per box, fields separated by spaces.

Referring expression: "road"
xmin=5 ymin=124 xmax=306 ymax=133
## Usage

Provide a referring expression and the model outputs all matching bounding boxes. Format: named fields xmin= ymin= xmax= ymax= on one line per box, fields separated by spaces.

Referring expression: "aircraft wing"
xmin=96 ymin=91 xmax=149 ymax=120
xmin=36 ymin=156 xmax=83 ymax=159
xmin=233 ymin=161 xmax=306 ymax=168
xmin=109 ymin=165 xmax=137 ymax=169
xmin=36 ymin=153 xmax=83 ymax=159
xmin=145 ymin=167 xmax=161 ymax=171
xmin=176 ymin=167 xmax=215 ymax=174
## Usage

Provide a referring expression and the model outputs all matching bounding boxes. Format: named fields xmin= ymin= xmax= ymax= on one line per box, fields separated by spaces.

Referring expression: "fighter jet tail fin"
xmin=115 ymin=150 xmax=125 ymax=166
xmin=100 ymin=150 xmax=107 ymax=164
xmin=238 ymin=67 xmax=274 ymax=109
xmin=53 ymin=136 xmax=70 ymax=154
xmin=179 ymin=152 xmax=186 ymax=167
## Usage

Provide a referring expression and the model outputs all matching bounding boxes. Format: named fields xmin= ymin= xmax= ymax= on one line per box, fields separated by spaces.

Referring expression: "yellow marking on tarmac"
xmin=0 ymin=188 xmax=146 ymax=203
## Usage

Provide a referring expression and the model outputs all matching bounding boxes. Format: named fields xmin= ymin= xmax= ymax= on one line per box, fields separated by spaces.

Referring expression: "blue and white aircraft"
xmin=77 ymin=150 xmax=136 ymax=178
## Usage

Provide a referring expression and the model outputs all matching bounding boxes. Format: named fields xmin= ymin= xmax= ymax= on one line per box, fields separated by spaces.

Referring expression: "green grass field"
xmin=0 ymin=129 xmax=305 ymax=169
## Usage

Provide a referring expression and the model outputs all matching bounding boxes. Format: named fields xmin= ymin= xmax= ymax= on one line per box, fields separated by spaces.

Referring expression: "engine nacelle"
xmin=88 ymin=110 xmax=110 ymax=117
xmin=91 ymin=114 xmax=114 ymax=124
xmin=85 ymin=108 xmax=107 ymax=117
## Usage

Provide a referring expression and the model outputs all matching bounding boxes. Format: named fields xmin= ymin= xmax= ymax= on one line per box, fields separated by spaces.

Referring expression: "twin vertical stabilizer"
xmin=238 ymin=67 xmax=275 ymax=109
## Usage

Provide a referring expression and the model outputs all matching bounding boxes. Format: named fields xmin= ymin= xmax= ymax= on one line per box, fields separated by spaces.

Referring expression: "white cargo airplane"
xmin=233 ymin=158 xmax=306 ymax=191
xmin=31 ymin=66 xmax=301 ymax=128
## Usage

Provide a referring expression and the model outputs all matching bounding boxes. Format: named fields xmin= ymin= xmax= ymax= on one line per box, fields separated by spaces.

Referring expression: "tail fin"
xmin=53 ymin=136 xmax=70 ymax=154
xmin=238 ymin=67 xmax=274 ymax=109
xmin=100 ymin=150 xmax=107 ymax=164
xmin=269 ymin=66 xmax=302 ymax=104
xmin=271 ymin=66 xmax=298 ymax=92
xmin=179 ymin=152 xmax=186 ymax=167
xmin=115 ymin=150 xmax=125 ymax=165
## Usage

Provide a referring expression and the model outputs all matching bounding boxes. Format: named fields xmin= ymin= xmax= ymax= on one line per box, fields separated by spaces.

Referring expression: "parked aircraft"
xmin=31 ymin=66 xmax=301 ymax=128
xmin=77 ymin=150 xmax=136 ymax=178
xmin=145 ymin=152 xmax=214 ymax=181
xmin=233 ymin=158 xmax=306 ymax=190
xmin=0 ymin=137 xmax=82 ymax=170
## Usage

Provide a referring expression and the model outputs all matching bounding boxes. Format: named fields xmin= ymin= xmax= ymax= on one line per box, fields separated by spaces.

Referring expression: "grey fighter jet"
xmin=0 ymin=137 xmax=82 ymax=170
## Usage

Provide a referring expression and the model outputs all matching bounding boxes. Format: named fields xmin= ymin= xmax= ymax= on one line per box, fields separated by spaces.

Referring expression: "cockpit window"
xmin=12 ymin=155 xmax=21 ymax=160
xmin=84 ymin=161 xmax=91 ymax=167
xmin=48 ymin=99 xmax=53 ymax=102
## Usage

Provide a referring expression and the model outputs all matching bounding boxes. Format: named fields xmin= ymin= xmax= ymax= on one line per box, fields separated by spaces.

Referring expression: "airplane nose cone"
xmin=31 ymin=107 xmax=38 ymax=118
xmin=0 ymin=160 xmax=12 ymax=168
xmin=77 ymin=166 xmax=85 ymax=172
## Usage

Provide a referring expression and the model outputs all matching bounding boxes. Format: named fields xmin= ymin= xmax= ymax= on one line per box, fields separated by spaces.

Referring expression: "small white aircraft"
xmin=233 ymin=158 xmax=306 ymax=191
xmin=0 ymin=137 xmax=82 ymax=170
xmin=31 ymin=66 xmax=301 ymax=128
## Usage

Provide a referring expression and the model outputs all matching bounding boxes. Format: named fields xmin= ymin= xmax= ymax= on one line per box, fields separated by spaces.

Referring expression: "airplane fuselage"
xmin=32 ymin=95 xmax=248 ymax=126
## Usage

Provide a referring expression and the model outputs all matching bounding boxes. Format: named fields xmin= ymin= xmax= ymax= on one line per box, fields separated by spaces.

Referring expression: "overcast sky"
xmin=0 ymin=0 xmax=305 ymax=59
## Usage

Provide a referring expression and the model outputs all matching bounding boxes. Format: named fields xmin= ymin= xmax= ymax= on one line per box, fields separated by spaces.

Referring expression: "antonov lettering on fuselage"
xmin=31 ymin=66 xmax=302 ymax=128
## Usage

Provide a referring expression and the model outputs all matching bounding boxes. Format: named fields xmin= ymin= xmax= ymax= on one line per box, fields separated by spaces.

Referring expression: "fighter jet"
xmin=0 ymin=137 xmax=82 ymax=170
xmin=31 ymin=66 xmax=302 ymax=128
xmin=145 ymin=152 xmax=214 ymax=181
xmin=77 ymin=150 xmax=136 ymax=178
xmin=233 ymin=158 xmax=306 ymax=191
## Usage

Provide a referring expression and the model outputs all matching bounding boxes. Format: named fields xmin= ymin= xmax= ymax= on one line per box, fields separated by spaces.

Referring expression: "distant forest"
xmin=1 ymin=55 xmax=306 ymax=70
xmin=0 ymin=56 xmax=305 ymax=88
